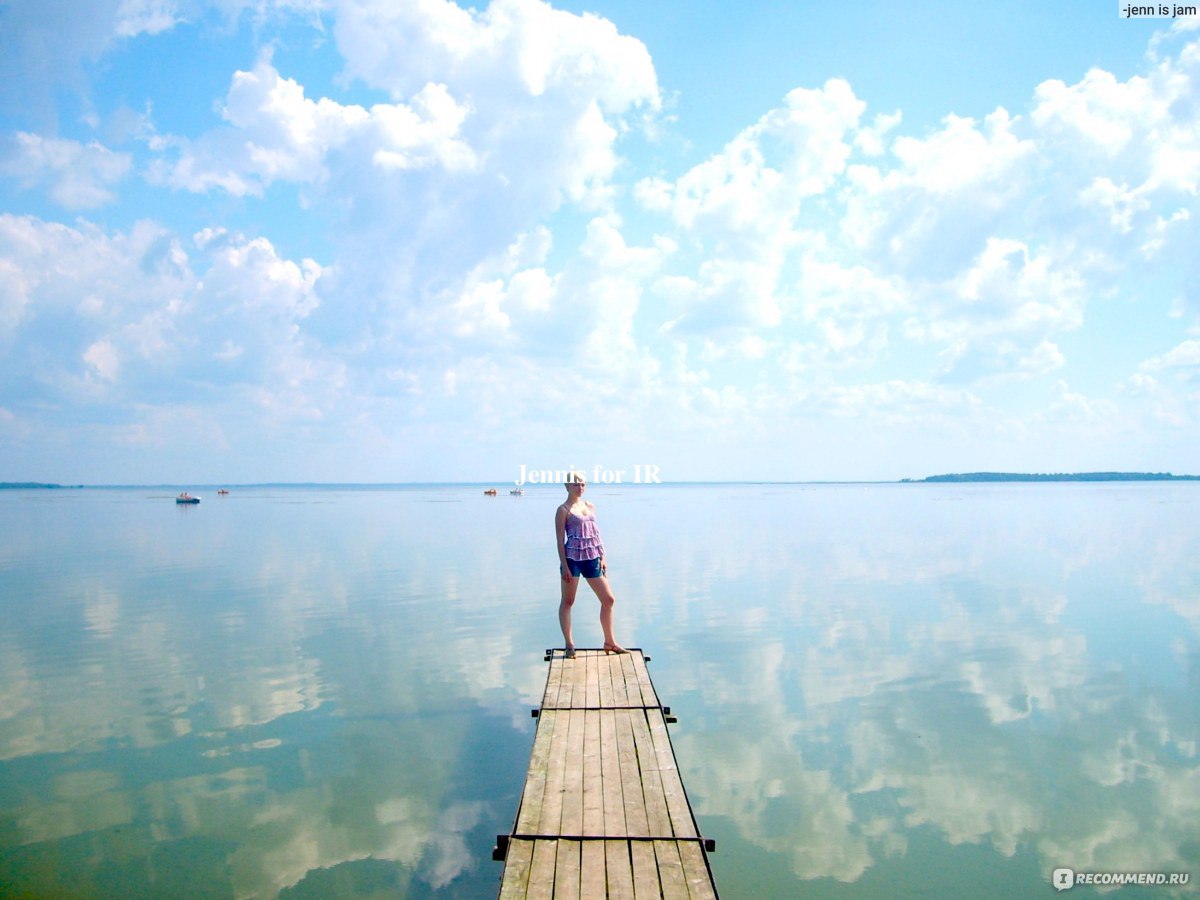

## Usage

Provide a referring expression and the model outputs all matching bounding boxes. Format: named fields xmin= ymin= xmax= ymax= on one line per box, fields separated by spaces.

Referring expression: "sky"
xmin=1 ymin=0 xmax=1198 ymax=484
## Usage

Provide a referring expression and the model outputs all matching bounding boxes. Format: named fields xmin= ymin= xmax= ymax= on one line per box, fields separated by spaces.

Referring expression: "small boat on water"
xmin=484 ymin=488 xmax=498 ymax=496
xmin=510 ymin=488 xmax=525 ymax=496
xmin=217 ymin=489 xmax=230 ymax=495
xmin=176 ymin=492 xmax=200 ymax=504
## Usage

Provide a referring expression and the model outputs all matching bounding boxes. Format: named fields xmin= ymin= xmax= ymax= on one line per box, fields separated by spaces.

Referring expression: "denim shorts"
xmin=565 ymin=557 xmax=603 ymax=578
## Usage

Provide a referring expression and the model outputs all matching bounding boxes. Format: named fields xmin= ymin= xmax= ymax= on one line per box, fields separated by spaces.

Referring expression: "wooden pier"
xmin=494 ymin=648 xmax=718 ymax=898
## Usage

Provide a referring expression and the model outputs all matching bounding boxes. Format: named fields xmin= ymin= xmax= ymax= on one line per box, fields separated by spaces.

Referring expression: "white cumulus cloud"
xmin=1 ymin=133 xmax=132 ymax=208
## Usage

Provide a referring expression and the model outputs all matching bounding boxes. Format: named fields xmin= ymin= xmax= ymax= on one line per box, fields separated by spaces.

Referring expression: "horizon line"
xmin=5 ymin=471 xmax=1200 ymax=489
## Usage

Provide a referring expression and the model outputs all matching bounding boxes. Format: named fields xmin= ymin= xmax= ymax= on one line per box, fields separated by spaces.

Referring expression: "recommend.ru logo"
xmin=1053 ymin=867 xmax=1192 ymax=890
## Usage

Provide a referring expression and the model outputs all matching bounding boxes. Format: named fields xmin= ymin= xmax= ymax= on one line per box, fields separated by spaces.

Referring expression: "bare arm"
xmin=555 ymin=506 xmax=571 ymax=580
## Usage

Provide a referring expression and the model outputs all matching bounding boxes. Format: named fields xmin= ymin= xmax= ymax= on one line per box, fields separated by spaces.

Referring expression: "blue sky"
xmin=1 ymin=0 xmax=1198 ymax=483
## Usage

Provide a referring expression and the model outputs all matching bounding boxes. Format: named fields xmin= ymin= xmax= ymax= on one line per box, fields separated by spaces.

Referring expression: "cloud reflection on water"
xmin=0 ymin=484 xmax=1197 ymax=897
xmin=0 ymin=488 xmax=543 ymax=897
xmin=632 ymin=484 xmax=1199 ymax=893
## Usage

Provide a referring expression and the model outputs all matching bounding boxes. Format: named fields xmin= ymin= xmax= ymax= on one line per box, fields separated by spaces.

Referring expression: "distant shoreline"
xmin=0 ymin=482 xmax=81 ymax=489
xmin=908 ymin=472 xmax=1200 ymax=483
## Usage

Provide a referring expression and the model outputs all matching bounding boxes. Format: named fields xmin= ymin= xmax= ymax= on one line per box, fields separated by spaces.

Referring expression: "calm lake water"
xmin=0 ymin=483 xmax=1197 ymax=898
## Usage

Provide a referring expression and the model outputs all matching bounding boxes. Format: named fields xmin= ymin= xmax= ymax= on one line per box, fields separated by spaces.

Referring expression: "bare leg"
xmin=586 ymin=575 xmax=625 ymax=651
xmin=559 ymin=570 xmax=580 ymax=652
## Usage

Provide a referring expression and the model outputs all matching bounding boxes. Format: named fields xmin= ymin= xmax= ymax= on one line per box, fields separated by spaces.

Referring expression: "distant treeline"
xmin=0 ymin=482 xmax=71 ymax=489
xmin=910 ymin=472 xmax=1200 ymax=483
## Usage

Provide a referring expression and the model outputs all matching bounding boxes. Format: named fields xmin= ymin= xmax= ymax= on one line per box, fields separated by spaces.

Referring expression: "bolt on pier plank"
xmin=494 ymin=648 xmax=718 ymax=898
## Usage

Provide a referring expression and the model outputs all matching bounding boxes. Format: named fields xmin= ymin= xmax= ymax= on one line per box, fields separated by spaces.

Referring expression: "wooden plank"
xmin=579 ymin=840 xmax=606 ymax=898
xmin=585 ymin=651 xmax=601 ymax=709
xmin=569 ymin=646 xmax=587 ymax=708
xmin=526 ymin=839 xmax=558 ymax=900
xmin=560 ymin=710 xmax=585 ymax=836
xmin=631 ymin=651 xmax=659 ymax=708
xmin=602 ymin=652 xmax=620 ymax=705
xmin=646 ymin=712 xmax=697 ymax=838
xmin=630 ymin=710 xmax=673 ymax=837
xmin=624 ymin=651 xmax=643 ymax=705
xmin=597 ymin=652 xmax=615 ymax=709
xmin=536 ymin=709 xmax=571 ymax=839
xmin=652 ymin=840 xmax=690 ymax=899
xmin=630 ymin=840 xmax=660 ymax=898
xmin=615 ymin=709 xmax=650 ymax=837
xmin=678 ymin=841 xmax=718 ymax=900
xmin=498 ymin=838 xmax=534 ymax=898
xmin=514 ymin=708 xmax=557 ymax=834
xmin=581 ymin=710 xmax=604 ymax=835
xmin=542 ymin=654 xmax=564 ymax=709
xmin=611 ymin=651 xmax=633 ymax=706
xmin=605 ymin=840 xmax=635 ymax=900
xmin=553 ymin=839 xmax=581 ymax=898
xmin=600 ymin=709 xmax=626 ymax=837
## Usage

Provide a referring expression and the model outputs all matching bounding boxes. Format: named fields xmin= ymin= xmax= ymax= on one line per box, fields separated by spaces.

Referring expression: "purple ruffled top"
xmin=564 ymin=511 xmax=605 ymax=561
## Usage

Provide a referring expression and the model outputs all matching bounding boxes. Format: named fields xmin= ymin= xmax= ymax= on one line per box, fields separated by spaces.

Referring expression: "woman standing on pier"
xmin=556 ymin=473 xmax=627 ymax=658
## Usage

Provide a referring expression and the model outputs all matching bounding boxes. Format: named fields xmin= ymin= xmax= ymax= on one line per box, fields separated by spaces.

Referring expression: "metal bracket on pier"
xmin=492 ymin=834 xmax=509 ymax=861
